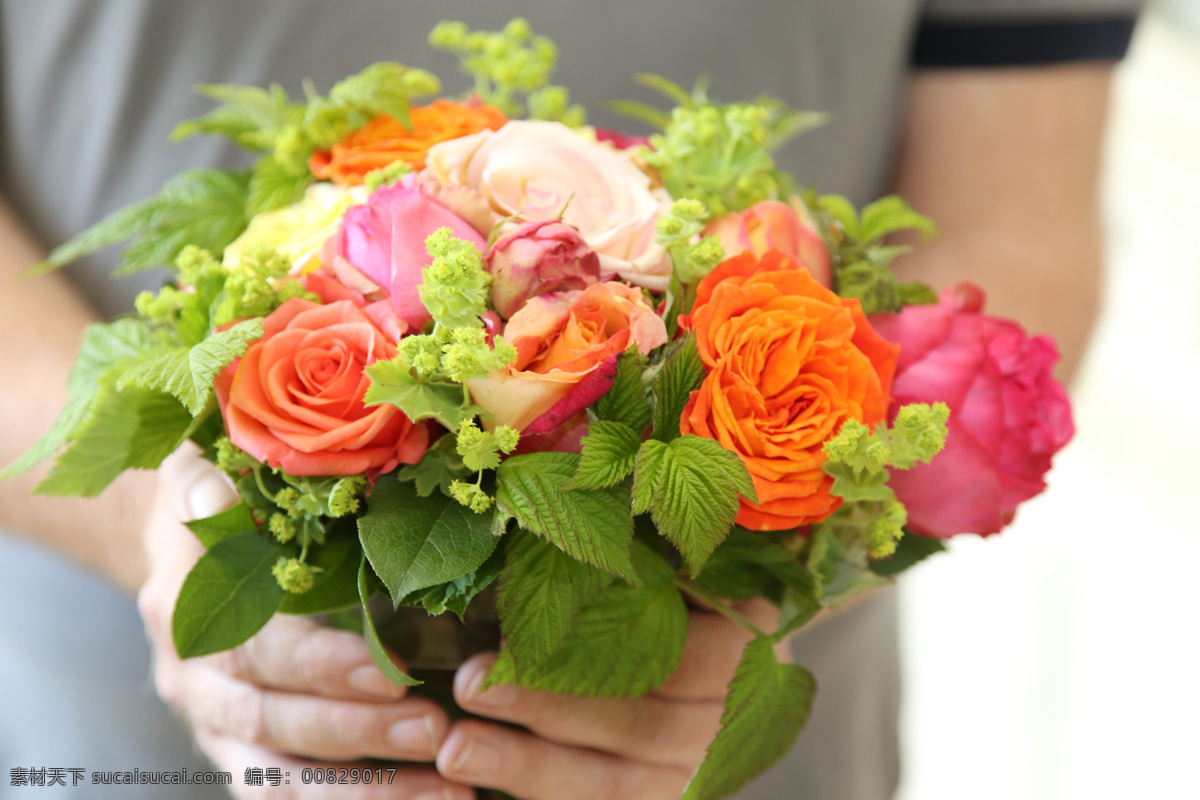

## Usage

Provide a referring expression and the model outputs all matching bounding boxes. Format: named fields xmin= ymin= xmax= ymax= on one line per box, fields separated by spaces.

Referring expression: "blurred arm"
xmin=890 ymin=64 xmax=1115 ymax=381
xmin=0 ymin=198 xmax=154 ymax=592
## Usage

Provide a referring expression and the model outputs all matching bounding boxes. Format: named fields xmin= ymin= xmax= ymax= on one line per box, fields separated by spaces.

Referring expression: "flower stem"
xmin=674 ymin=577 xmax=766 ymax=638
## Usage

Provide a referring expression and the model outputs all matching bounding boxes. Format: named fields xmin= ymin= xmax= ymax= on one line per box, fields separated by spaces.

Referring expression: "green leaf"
xmin=869 ymin=531 xmax=946 ymax=577
xmin=816 ymin=194 xmax=860 ymax=240
xmin=172 ymin=532 xmax=286 ymax=658
xmin=632 ymin=436 xmax=757 ymax=575
xmin=364 ymin=359 xmax=471 ymax=429
xmin=171 ymin=82 xmax=301 ymax=146
xmin=330 ymin=62 xmax=421 ymax=129
xmin=494 ymin=452 xmax=637 ymax=584
xmin=859 ymin=195 xmax=937 ymax=245
xmin=507 ymin=543 xmax=686 ymax=698
xmin=357 ymin=479 xmax=499 ymax=604
xmin=608 ymin=100 xmax=670 ymax=130
xmin=836 ymin=260 xmax=901 ymax=315
xmin=633 ymin=73 xmax=696 ymax=108
xmin=34 ymin=387 xmax=192 ymax=498
xmin=402 ymin=543 xmax=507 ymax=619
xmin=358 ymin=558 xmax=421 ymax=686
xmin=114 ymin=169 xmax=252 ymax=276
xmin=118 ymin=319 xmax=263 ymax=414
xmin=591 ymin=348 xmax=651 ymax=432
xmin=566 ymin=420 xmax=642 ymax=490
xmin=246 ymin=155 xmax=313 ymax=218
xmin=682 ymin=637 xmax=816 ymax=800
xmin=897 ymin=280 xmax=940 ymax=306
xmin=280 ymin=537 xmax=362 ymax=615
xmin=651 ymin=333 xmax=706 ymax=443
xmin=186 ymin=503 xmax=259 ymax=549
xmin=26 ymin=198 xmax=161 ymax=277
xmin=497 ymin=530 xmax=609 ymax=671
xmin=397 ymin=434 xmax=470 ymax=498
xmin=695 ymin=528 xmax=803 ymax=603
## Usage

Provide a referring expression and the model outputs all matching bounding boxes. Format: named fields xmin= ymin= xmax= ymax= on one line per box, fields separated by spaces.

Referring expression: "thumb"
xmin=161 ymin=442 xmax=240 ymax=522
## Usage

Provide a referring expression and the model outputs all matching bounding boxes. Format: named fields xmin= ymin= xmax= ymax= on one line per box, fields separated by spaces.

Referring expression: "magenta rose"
xmin=486 ymin=219 xmax=601 ymax=319
xmin=333 ymin=175 xmax=486 ymax=330
xmin=870 ymin=283 xmax=1074 ymax=537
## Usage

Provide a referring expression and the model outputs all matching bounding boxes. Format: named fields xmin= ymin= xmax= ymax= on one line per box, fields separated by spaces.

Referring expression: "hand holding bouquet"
xmin=4 ymin=19 xmax=1073 ymax=799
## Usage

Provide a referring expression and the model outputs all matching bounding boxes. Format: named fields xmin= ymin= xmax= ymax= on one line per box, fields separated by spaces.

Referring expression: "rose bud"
xmin=486 ymin=218 xmax=601 ymax=319
xmin=704 ymin=197 xmax=832 ymax=288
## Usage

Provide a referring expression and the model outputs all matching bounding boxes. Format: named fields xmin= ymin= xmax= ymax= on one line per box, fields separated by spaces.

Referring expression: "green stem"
xmin=252 ymin=466 xmax=274 ymax=502
xmin=675 ymin=578 xmax=766 ymax=638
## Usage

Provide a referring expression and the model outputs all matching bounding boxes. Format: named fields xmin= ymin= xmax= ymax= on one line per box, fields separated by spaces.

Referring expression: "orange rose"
xmin=681 ymin=249 xmax=899 ymax=530
xmin=469 ymin=282 xmax=668 ymax=432
xmin=214 ymin=298 xmax=428 ymax=475
xmin=309 ymin=99 xmax=507 ymax=185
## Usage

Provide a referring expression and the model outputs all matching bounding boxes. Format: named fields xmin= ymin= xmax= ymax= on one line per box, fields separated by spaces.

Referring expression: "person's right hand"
xmin=138 ymin=446 xmax=473 ymax=799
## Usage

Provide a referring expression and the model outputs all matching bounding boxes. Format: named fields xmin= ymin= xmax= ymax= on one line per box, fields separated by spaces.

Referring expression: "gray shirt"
xmin=0 ymin=1 xmax=1138 ymax=797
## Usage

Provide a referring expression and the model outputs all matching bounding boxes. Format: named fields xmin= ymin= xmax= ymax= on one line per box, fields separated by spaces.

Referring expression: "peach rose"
xmin=214 ymin=298 xmax=428 ymax=475
xmin=422 ymin=120 xmax=673 ymax=290
xmin=703 ymin=197 xmax=831 ymax=287
xmin=469 ymin=282 xmax=668 ymax=432
xmin=309 ymin=99 xmax=508 ymax=185
xmin=681 ymin=249 xmax=898 ymax=530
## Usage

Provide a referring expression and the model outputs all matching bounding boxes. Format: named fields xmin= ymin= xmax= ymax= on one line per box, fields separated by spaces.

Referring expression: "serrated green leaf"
xmin=695 ymin=528 xmax=803 ymax=603
xmin=897 ymin=281 xmax=940 ymax=307
xmin=836 ymin=260 xmax=901 ymax=315
xmin=651 ymin=333 xmax=706 ymax=443
xmin=402 ymin=543 xmax=506 ymax=619
xmin=566 ymin=420 xmax=641 ymax=490
xmin=816 ymin=194 xmax=860 ymax=240
xmin=172 ymin=531 xmax=285 ymax=658
xmin=172 ymin=82 xmax=302 ymax=146
xmin=507 ymin=543 xmax=686 ymax=698
xmin=633 ymin=436 xmax=756 ymax=575
xmin=364 ymin=359 xmax=471 ymax=430
xmin=497 ymin=530 xmax=609 ymax=672
xmin=358 ymin=558 xmax=421 ymax=686
xmin=0 ymin=393 xmax=92 ymax=481
xmin=186 ymin=503 xmax=259 ymax=549
xmin=397 ymin=434 xmax=469 ymax=498
xmin=682 ymin=637 xmax=816 ymax=800
xmin=592 ymin=348 xmax=651 ymax=432
xmin=118 ymin=319 xmax=263 ymax=414
xmin=246 ymin=155 xmax=313 ymax=218
xmin=280 ymin=537 xmax=362 ymax=615
xmin=34 ymin=387 xmax=192 ymax=498
xmin=27 ymin=198 xmax=161 ymax=276
xmin=859 ymin=195 xmax=937 ymax=245
xmin=869 ymin=531 xmax=946 ymax=577
xmin=358 ymin=479 xmax=499 ymax=604
xmin=330 ymin=62 xmax=421 ymax=129
xmin=494 ymin=452 xmax=637 ymax=584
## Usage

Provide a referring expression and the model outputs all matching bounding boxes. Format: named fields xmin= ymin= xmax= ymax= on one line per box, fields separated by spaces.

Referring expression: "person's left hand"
xmin=435 ymin=600 xmax=782 ymax=800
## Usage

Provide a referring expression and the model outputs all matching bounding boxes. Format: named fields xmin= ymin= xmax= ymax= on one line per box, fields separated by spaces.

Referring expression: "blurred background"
xmin=896 ymin=1 xmax=1200 ymax=797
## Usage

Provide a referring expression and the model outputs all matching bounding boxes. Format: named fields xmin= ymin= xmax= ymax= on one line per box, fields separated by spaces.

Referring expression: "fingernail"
xmin=465 ymin=676 xmax=519 ymax=709
xmin=347 ymin=665 xmax=404 ymax=698
xmin=450 ymin=738 xmax=500 ymax=779
xmin=387 ymin=715 xmax=438 ymax=757
xmin=185 ymin=473 xmax=236 ymax=520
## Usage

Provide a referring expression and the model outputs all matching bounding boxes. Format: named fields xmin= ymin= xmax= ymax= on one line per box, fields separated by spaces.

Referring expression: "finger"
xmin=653 ymin=611 xmax=756 ymax=702
xmin=455 ymin=654 xmax=721 ymax=769
xmin=176 ymin=664 xmax=449 ymax=762
xmin=208 ymin=614 xmax=408 ymax=701
xmin=196 ymin=727 xmax=472 ymax=800
xmin=161 ymin=441 xmax=240 ymax=522
xmin=437 ymin=720 xmax=689 ymax=800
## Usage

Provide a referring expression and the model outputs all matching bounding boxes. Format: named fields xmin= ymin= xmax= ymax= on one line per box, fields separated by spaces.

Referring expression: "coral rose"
xmin=309 ymin=99 xmax=507 ymax=185
xmin=469 ymin=282 xmax=668 ymax=433
xmin=422 ymin=120 xmax=673 ymax=290
xmin=332 ymin=175 xmax=486 ymax=330
xmin=869 ymin=283 xmax=1074 ymax=537
xmin=681 ymin=249 xmax=898 ymax=530
xmin=214 ymin=298 xmax=428 ymax=476
xmin=704 ymin=197 xmax=832 ymax=288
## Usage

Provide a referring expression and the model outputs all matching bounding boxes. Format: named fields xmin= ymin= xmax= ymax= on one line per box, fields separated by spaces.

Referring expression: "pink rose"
xmin=704 ymin=198 xmax=832 ymax=288
xmin=333 ymin=175 xmax=486 ymax=330
xmin=486 ymin=218 xmax=601 ymax=319
xmin=871 ymin=283 xmax=1074 ymax=537
xmin=593 ymin=127 xmax=651 ymax=150
xmin=468 ymin=282 xmax=668 ymax=433
xmin=423 ymin=120 xmax=673 ymax=290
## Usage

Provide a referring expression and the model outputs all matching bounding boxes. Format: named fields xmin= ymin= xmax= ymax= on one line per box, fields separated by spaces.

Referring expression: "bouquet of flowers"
xmin=4 ymin=19 xmax=1074 ymax=800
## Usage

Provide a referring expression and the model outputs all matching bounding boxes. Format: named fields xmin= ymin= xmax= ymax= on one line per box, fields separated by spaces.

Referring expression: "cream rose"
xmin=423 ymin=120 xmax=672 ymax=290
